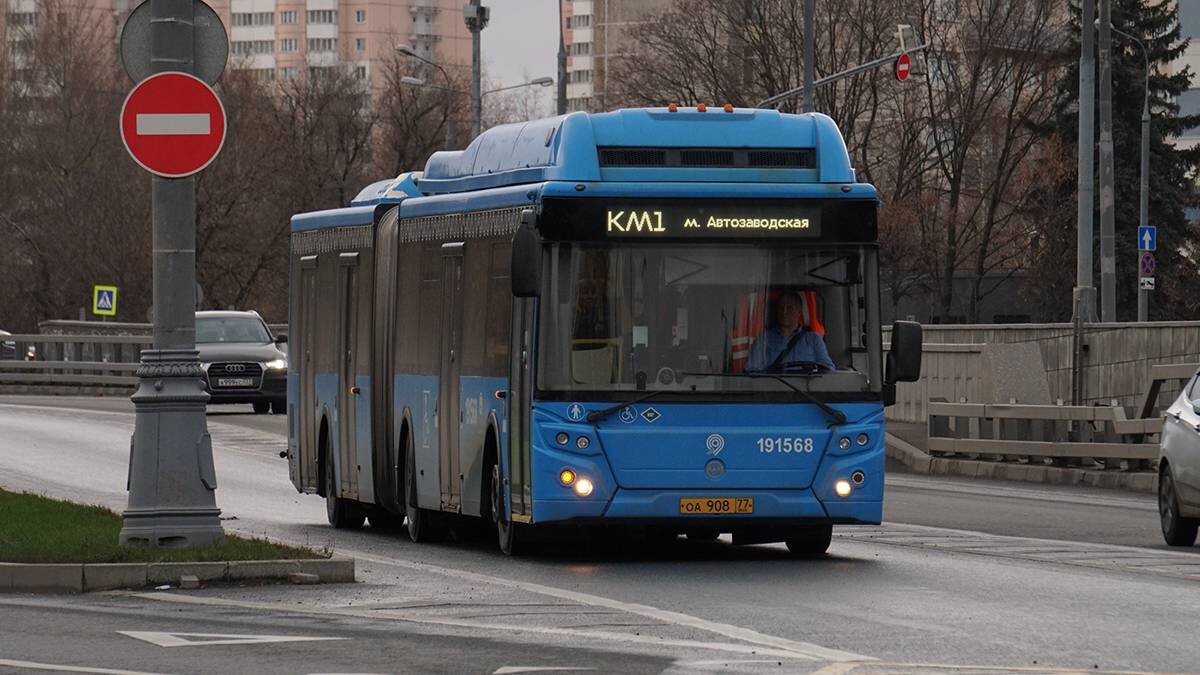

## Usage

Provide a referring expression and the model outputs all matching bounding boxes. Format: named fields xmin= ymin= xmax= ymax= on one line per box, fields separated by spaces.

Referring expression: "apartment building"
xmin=560 ymin=0 xmax=669 ymax=112
xmin=2 ymin=0 xmax=472 ymax=89
xmin=1172 ymin=1 xmax=1199 ymax=151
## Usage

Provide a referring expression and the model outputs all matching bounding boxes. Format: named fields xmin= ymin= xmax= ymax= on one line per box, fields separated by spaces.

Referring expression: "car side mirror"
xmin=274 ymin=334 xmax=288 ymax=345
xmin=511 ymin=209 xmax=542 ymax=298
xmin=885 ymin=320 xmax=922 ymax=385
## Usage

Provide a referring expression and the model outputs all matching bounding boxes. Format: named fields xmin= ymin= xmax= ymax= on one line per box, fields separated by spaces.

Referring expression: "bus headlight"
xmin=838 ymin=437 xmax=851 ymax=450
xmin=264 ymin=358 xmax=288 ymax=371
xmin=834 ymin=479 xmax=852 ymax=498
xmin=856 ymin=433 xmax=869 ymax=446
xmin=574 ymin=478 xmax=594 ymax=497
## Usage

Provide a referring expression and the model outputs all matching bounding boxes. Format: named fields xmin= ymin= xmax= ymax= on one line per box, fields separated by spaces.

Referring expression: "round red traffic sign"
xmin=120 ymin=72 xmax=226 ymax=178
xmin=895 ymin=53 xmax=911 ymax=82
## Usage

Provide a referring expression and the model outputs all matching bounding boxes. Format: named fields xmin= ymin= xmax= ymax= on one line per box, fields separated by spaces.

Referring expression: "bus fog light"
xmin=559 ymin=469 xmax=576 ymax=486
xmin=556 ymin=432 xmax=569 ymax=446
xmin=834 ymin=479 xmax=852 ymax=498
xmin=576 ymin=436 xmax=590 ymax=450
xmin=851 ymin=471 xmax=866 ymax=485
xmin=838 ymin=437 xmax=851 ymax=450
xmin=856 ymin=433 xmax=869 ymax=446
xmin=574 ymin=478 xmax=594 ymax=497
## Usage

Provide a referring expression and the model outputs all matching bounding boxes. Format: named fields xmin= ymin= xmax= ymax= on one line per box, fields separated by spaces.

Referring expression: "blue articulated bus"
xmin=286 ymin=106 xmax=923 ymax=556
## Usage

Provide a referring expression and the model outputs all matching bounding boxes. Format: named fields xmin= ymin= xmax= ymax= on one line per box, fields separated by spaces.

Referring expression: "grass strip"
xmin=0 ymin=489 xmax=325 ymax=563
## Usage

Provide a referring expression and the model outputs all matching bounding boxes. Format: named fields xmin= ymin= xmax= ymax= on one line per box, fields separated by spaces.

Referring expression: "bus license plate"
xmin=216 ymin=377 xmax=253 ymax=388
xmin=679 ymin=497 xmax=754 ymax=515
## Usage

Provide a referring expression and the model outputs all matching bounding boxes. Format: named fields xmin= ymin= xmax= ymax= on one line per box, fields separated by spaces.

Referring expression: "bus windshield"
xmin=537 ymin=242 xmax=880 ymax=398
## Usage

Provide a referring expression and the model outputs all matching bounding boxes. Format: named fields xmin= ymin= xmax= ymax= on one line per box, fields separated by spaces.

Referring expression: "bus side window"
xmin=485 ymin=241 xmax=512 ymax=376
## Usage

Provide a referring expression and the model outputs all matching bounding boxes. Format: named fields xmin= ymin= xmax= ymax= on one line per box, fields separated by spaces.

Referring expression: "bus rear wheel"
xmin=324 ymin=456 xmax=364 ymax=530
xmin=490 ymin=463 xmax=522 ymax=556
xmin=785 ymin=525 xmax=832 ymax=557
xmin=405 ymin=434 xmax=445 ymax=543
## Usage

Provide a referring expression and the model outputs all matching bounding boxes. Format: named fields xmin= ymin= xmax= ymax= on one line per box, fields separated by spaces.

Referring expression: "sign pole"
xmin=120 ymin=0 xmax=223 ymax=547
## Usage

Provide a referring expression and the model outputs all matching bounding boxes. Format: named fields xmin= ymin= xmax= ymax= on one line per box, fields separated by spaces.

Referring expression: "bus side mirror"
xmin=885 ymin=320 xmax=922 ymax=385
xmin=512 ymin=210 xmax=542 ymax=298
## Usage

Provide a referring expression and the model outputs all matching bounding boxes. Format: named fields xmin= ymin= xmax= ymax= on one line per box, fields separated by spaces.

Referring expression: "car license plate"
xmin=679 ymin=497 xmax=754 ymax=515
xmin=216 ymin=377 xmax=253 ymax=388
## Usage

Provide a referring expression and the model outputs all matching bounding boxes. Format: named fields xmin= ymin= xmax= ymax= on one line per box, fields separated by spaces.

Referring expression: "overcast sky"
xmin=480 ymin=0 xmax=558 ymax=115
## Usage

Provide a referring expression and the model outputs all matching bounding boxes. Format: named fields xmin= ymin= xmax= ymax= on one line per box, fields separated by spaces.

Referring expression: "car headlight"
xmin=264 ymin=359 xmax=288 ymax=371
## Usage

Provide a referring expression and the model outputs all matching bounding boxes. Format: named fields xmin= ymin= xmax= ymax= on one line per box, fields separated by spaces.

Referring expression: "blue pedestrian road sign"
xmin=93 ymin=285 xmax=118 ymax=317
xmin=1138 ymin=225 xmax=1156 ymax=252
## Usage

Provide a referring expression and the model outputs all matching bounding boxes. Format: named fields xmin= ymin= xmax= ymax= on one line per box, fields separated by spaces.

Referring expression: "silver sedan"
xmin=1159 ymin=371 xmax=1200 ymax=546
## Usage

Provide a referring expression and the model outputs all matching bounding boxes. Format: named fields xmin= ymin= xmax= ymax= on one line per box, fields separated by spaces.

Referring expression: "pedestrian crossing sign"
xmin=93 ymin=285 xmax=118 ymax=316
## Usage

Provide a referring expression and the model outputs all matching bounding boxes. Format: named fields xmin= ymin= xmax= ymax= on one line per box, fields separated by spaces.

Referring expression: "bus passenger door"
xmin=337 ymin=252 xmax=360 ymax=500
xmin=298 ymin=256 xmax=319 ymax=491
xmin=439 ymin=243 xmax=465 ymax=511
xmin=507 ymin=297 xmax=534 ymax=520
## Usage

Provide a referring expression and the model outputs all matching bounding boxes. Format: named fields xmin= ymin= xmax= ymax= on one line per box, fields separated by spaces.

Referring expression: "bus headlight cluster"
xmin=834 ymin=479 xmax=853 ymax=498
xmin=559 ymin=468 xmax=595 ymax=497
xmin=555 ymin=432 xmax=591 ymax=450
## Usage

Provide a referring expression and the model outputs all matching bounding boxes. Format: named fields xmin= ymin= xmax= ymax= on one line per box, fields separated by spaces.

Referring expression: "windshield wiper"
xmin=679 ymin=371 xmax=847 ymax=426
xmin=585 ymin=389 xmax=667 ymax=423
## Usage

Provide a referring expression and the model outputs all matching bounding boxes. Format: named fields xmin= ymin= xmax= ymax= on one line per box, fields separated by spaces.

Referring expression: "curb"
xmin=0 ymin=556 xmax=355 ymax=594
xmin=885 ymin=433 xmax=1158 ymax=494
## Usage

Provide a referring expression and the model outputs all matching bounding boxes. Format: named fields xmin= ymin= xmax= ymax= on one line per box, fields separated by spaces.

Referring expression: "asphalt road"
xmin=1 ymin=396 xmax=1199 ymax=674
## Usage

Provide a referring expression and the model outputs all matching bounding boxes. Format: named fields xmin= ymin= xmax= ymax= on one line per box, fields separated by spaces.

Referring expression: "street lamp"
xmin=1099 ymin=20 xmax=1152 ymax=321
xmin=396 ymin=44 xmax=455 ymax=149
xmin=482 ymin=76 xmax=554 ymax=97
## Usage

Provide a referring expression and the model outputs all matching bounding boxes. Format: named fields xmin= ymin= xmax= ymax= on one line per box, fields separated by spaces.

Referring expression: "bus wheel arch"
xmin=320 ymin=412 xmax=364 ymax=529
xmin=484 ymin=423 xmax=522 ymax=556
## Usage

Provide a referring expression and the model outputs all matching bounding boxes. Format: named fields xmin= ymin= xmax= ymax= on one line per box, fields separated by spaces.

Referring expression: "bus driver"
xmin=745 ymin=290 xmax=836 ymax=373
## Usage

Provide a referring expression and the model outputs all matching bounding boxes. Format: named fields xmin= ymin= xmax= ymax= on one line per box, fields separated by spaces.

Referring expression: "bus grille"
xmin=598 ymin=147 xmax=815 ymax=169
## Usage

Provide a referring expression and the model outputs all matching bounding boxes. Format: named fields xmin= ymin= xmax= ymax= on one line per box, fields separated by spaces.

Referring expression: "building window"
xmin=571 ymin=41 xmax=591 ymax=55
xmin=306 ymin=10 xmax=336 ymax=24
xmin=355 ymin=65 xmax=367 ymax=79
xmin=6 ymin=11 xmax=37 ymax=27
xmin=280 ymin=10 xmax=297 ymax=24
xmin=231 ymin=40 xmax=274 ymax=56
xmin=281 ymin=38 xmax=298 ymax=52
xmin=356 ymin=38 xmax=366 ymax=52
xmin=281 ymin=67 xmax=299 ymax=80
xmin=307 ymin=38 xmax=337 ymax=52
xmin=232 ymin=12 xmax=273 ymax=26
xmin=570 ymin=69 xmax=592 ymax=83
xmin=254 ymin=68 xmax=275 ymax=82
xmin=567 ymin=15 xmax=591 ymax=29
xmin=355 ymin=9 xmax=366 ymax=23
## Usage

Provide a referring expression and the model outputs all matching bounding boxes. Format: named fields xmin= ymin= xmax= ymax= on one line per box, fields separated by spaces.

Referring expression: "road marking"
xmin=0 ymin=659 xmax=167 ymax=675
xmin=135 ymin=113 xmax=211 ymax=135
xmin=133 ymin=592 xmax=832 ymax=662
xmin=336 ymin=549 xmax=872 ymax=663
xmin=492 ymin=662 xmax=595 ymax=667
xmin=118 ymin=630 xmax=347 ymax=647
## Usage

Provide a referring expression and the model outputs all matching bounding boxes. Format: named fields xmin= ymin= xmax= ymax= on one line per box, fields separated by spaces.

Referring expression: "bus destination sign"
xmin=603 ymin=204 xmax=821 ymax=238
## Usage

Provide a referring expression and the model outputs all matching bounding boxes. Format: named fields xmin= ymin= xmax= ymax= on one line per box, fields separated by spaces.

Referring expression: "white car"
xmin=1159 ymin=372 xmax=1200 ymax=546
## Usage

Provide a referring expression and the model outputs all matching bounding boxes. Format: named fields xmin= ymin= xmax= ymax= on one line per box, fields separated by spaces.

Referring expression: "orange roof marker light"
xmin=723 ymin=103 xmax=734 ymax=113
xmin=697 ymin=103 xmax=708 ymax=112
xmin=667 ymin=102 xmax=678 ymax=112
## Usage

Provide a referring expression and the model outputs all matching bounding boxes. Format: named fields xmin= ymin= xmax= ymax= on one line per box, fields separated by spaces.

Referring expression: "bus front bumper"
xmin=532 ymin=489 xmax=881 ymax=526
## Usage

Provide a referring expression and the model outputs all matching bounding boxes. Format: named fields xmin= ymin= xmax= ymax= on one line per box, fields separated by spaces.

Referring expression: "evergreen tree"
xmin=1039 ymin=0 xmax=1200 ymax=320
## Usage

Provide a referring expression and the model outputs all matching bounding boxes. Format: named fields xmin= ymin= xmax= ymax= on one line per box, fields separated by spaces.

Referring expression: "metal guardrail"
xmin=0 ymin=334 xmax=149 ymax=389
xmin=925 ymin=362 xmax=1199 ymax=470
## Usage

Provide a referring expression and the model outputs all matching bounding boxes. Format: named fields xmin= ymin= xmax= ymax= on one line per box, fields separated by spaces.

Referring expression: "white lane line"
xmin=0 ymin=659 xmax=169 ymax=675
xmin=492 ymin=662 xmax=595 ymax=667
xmin=135 ymin=113 xmax=211 ymax=135
xmin=118 ymin=630 xmax=347 ymax=648
xmin=133 ymin=592 xmax=821 ymax=661
xmin=339 ymin=549 xmax=873 ymax=663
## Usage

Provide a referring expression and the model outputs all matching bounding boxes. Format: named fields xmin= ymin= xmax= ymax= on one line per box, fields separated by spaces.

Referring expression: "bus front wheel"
xmin=785 ymin=525 xmax=832 ymax=557
xmin=491 ymin=463 xmax=522 ymax=556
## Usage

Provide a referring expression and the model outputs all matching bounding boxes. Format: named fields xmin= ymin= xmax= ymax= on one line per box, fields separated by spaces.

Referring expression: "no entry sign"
xmin=895 ymin=53 xmax=911 ymax=82
xmin=120 ymin=72 xmax=226 ymax=178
